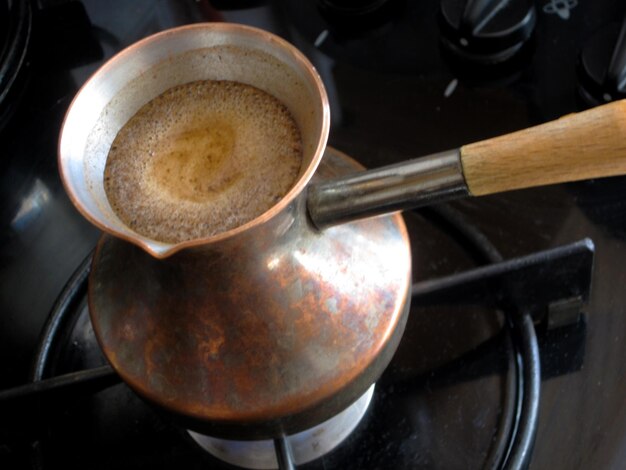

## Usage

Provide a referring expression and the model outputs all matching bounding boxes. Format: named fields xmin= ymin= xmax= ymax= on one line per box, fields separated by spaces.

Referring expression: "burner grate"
xmin=0 ymin=206 xmax=594 ymax=469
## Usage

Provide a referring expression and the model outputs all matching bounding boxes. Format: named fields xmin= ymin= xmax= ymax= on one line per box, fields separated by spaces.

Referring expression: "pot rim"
xmin=58 ymin=22 xmax=331 ymax=259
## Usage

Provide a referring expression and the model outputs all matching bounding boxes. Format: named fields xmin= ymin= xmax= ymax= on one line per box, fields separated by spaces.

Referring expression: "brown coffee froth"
xmin=104 ymin=80 xmax=302 ymax=243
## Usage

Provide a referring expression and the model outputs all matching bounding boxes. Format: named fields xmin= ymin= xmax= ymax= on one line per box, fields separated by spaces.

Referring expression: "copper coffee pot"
xmin=58 ymin=23 xmax=626 ymax=439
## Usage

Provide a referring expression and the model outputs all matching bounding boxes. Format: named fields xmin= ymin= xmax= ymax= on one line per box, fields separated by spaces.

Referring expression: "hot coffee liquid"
xmin=104 ymin=80 xmax=302 ymax=243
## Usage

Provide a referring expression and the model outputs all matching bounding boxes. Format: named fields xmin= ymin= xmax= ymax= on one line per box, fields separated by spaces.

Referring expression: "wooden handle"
xmin=460 ymin=100 xmax=626 ymax=196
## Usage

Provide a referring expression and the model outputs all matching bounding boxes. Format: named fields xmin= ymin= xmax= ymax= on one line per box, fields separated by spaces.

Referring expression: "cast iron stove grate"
xmin=0 ymin=205 xmax=593 ymax=470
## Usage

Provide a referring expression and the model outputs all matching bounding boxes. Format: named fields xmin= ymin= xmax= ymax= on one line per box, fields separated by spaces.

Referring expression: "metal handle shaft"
xmin=307 ymin=149 xmax=468 ymax=228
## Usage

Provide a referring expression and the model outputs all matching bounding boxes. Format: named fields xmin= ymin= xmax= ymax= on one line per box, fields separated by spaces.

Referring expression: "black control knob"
xmin=578 ymin=17 xmax=626 ymax=107
xmin=439 ymin=0 xmax=536 ymax=64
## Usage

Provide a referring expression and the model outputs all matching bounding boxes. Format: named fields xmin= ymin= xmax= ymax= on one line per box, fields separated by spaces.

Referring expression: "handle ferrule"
xmin=307 ymin=149 xmax=468 ymax=229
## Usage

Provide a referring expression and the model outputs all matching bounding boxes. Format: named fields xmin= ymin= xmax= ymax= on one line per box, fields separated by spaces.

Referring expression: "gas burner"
xmin=189 ymin=385 xmax=374 ymax=469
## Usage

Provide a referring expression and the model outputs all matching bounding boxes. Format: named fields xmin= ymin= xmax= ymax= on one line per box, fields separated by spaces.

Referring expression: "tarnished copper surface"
xmin=89 ymin=148 xmax=411 ymax=439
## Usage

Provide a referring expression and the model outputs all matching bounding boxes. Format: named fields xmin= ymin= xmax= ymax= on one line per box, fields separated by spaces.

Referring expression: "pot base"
xmin=189 ymin=384 xmax=375 ymax=469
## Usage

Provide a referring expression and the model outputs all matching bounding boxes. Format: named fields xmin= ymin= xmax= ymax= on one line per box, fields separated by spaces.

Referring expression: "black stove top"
xmin=2 ymin=1 xmax=626 ymax=469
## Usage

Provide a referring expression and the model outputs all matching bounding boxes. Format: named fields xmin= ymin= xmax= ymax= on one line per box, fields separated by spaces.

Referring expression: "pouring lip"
xmin=58 ymin=22 xmax=331 ymax=259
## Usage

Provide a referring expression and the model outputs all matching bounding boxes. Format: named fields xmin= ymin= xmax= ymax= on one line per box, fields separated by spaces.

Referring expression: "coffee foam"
xmin=104 ymin=80 xmax=302 ymax=243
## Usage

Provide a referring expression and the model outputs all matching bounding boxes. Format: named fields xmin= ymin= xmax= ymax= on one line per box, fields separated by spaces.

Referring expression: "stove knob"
xmin=578 ymin=17 xmax=626 ymax=107
xmin=439 ymin=0 xmax=536 ymax=64
xmin=317 ymin=0 xmax=404 ymax=30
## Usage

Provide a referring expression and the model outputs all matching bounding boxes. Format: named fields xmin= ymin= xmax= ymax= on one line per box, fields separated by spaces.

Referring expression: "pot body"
xmin=58 ymin=20 xmax=411 ymax=440
xmin=89 ymin=148 xmax=412 ymax=439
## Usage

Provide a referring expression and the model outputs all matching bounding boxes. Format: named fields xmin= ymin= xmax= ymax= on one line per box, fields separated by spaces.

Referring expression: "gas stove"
xmin=1 ymin=1 xmax=626 ymax=469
